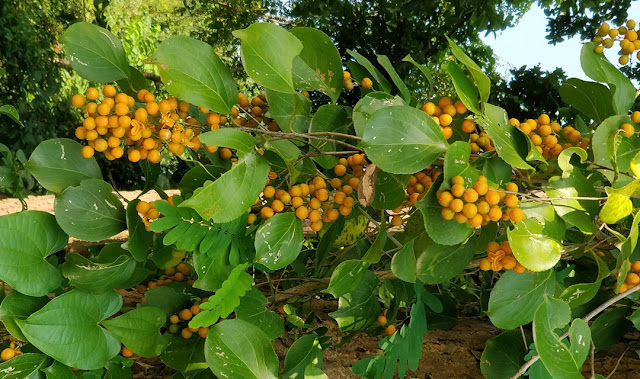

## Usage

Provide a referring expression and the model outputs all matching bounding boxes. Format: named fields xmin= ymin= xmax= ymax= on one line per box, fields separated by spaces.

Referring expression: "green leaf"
xmin=402 ymin=55 xmax=434 ymax=96
xmin=289 ymin=27 xmax=343 ymax=103
xmin=123 ymin=199 xmax=152 ymax=261
xmin=346 ymin=50 xmax=392 ymax=93
xmin=371 ymin=171 xmax=410 ymax=210
xmin=329 ymin=271 xmax=380 ymax=331
xmin=558 ymin=78 xmax=615 ymax=123
xmin=103 ymin=357 xmax=133 ymax=379
xmin=362 ymin=105 xmax=448 ymax=174
xmin=391 ymin=239 xmax=417 ymax=283
xmin=102 ymin=307 xmax=168 ymax=357
xmin=377 ymin=55 xmax=411 ymax=103
xmin=482 ymin=157 xmax=512 ymax=187
xmin=61 ymin=22 xmax=129 ymax=82
xmin=441 ymin=141 xmax=479 ymax=189
xmin=54 ymin=179 xmax=126 ymax=242
xmin=445 ymin=61 xmax=481 ymax=114
xmin=116 ymin=66 xmax=147 ymax=97
xmin=0 ymin=291 xmax=49 ymax=341
xmin=627 ymin=307 xmax=640 ymax=330
xmin=324 ymin=260 xmax=370 ymax=298
xmin=534 ymin=296 xmax=591 ymax=379
xmin=281 ymin=334 xmax=323 ymax=379
xmin=254 ymin=213 xmax=304 ymax=270
xmin=141 ymin=286 xmax=191 ymax=317
xmin=362 ymin=229 xmax=387 ymax=264
xmin=264 ymin=90 xmax=311 ymax=133
xmin=25 ymin=139 xmax=102 ymax=194
xmin=520 ymin=201 xmax=567 ymax=242
xmin=547 ymin=151 xmax=598 ymax=235
xmin=352 ymin=93 xmax=405 ymax=137
xmin=153 ymin=36 xmax=237 ymax=114
xmin=17 ymin=290 xmax=122 ymax=370
xmin=479 ymin=103 xmax=533 ymax=170
xmin=0 ymin=211 xmax=65 ymax=296
xmin=61 ymin=253 xmax=136 ymax=293
xmin=480 ymin=331 xmax=530 ymax=379
xmin=233 ymin=23 xmax=302 ymax=93
xmin=416 ymin=175 xmax=473 ymax=245
xmin=263 ymin=139 xmax=302 ymax=183
xmin=581 ymin=42 xmax=636 ymax=115
xmin=599 ymin=180 xmax=640 ymax=224
xmin=446 ymin=36 xmax=490 ymax=103
xmin=235 ymin=288 xmax=283 ymax=340
xmin=308 ymin=105 xmax=349 ymax=169
xmin=559 ymin=282 xmax=601 ymax=308
xmin=487 ymin=270 xmax=555 ymax=329
xmin=416 ymin=239 xmax=476 ymax=284
xmin=0 ymin=354 xmax=50 ymax=378
xmin=0 ymin=105 xmax=24 ymax=127
xmin=591 ymin=306 xmax=632 ymax=351
xmin=192 ymin=249 xmax=232 ymax=292
xmin=160 ymin=334 xmax=208 ymax=374
xmin=180 ymin=152 xmax=269 ymax=222
xmin=592 ymin=115 xmax=639 ymax=184
xmin=178 ymin=165 xmax=228 ymax=196
xmin=198 ymin=129 xmax=257 ymax=158
xmin=189 ymin=264 xmax=254 ymax=328
xmin=204 ymin=319 xmax=278 ymax=379
xmin=42 ymin=360 xmax=76 ymax=379
xmin=508 ymin=218 xmax=562 ymax=271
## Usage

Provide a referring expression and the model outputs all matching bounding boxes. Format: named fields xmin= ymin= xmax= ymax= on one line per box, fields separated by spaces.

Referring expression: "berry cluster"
xmin=231 ymin=92 xmax=280 ymax=131
xmin=343 ymin=71 xmax=355 ymax=91
xmin=137 ymin=263 xmax=195 ymax=296
xmin=593 ymin=19 xmax=640 ymax=64
xmin=168 ymin=297 xmax=210 ymax=339
xmin=468 ymin=131 xmax=496 ymax=154
xmin=617 ymin=260 xmax=640 ymax=293
xmin=421 ymin=96 xmax=470 ymax=139
xmin=376 ymin=309 xmax=396 ymax=336
xmin=479 ymin=241 xmax=526 ymax=273
xmin=437 ymin=176 xmax=524 ymax=228
xmin=405 ymin=168 xmax=440 ymax=204
xmin=1 ymin=342 xmax=22 ymax=362
xmin=510 ymin=114 xmax=589 ymax=159
xmin=136 ymin=199 xmax=161 ymax=231
xmin=250 ymin=154 xmax=366 ymax=232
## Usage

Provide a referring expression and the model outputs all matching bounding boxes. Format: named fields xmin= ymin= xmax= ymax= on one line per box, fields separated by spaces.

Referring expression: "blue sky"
xmin=481 ymin=3 xmax=640 ymax=81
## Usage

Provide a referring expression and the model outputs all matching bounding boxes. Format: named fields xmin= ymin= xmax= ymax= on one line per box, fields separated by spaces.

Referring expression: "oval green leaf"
xmin=61 ymin=253 xmax=136 ymax=293
xmin=180 ymin=152 xmax=269 ymax=223
xmin=362 ymin=105 xmax=448 ymax=174
xmin=61 ymin=22 xmax=129 ymax=82
xmin=290 ymin=27 xmax=343 ymax=102
xmin=204 ymin=319 xmax=279 ymax=379
xmin=487 ymin=270 xmax=555 ymax=329
xmin=54 ymin=179 xmax=126 ymax=242
xmin=0 ymin=211 xmax=65 ymax=296
xmin=254 ymin=213 xmax=304 ymax=270
xmin=198 ymin=128 xmax=257 ymax=158
xmin=17 ymin=290 xmax=122 ymax=370
xmin=507 ymin=218 xmax=562 ymax=271
xmin=153 ymin=36 xmax=238 ymax=114
xmin=233 ymin=23 xmax=303 ymax=93
xmin=102 ymin=307 xmax=168 ymax=357
xmin=309 ymin=104 xmax=349 ymax=169
xmin=25 ymin=138 xmax=102 ymax=194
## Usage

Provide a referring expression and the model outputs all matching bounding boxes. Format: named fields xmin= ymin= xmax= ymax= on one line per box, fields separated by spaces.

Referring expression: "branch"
xmin=510 ymin=283 xmax=640 ymax=379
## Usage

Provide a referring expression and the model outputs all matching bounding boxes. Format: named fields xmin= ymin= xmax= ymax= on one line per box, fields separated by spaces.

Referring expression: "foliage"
xmin=2 ymin=11 xmax=640 ymax=379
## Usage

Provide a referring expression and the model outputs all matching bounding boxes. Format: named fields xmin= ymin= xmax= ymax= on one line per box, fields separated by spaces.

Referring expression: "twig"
xmin=357 ymin=206 xmax=403 ymax=248
xmin=520 ymin=326 xmax=529 ymax=351
xmin=605 ymin=347 xmax=629 ymax=379
xmin=590 ymin=341 xmax=596 ymax=379
xmin=510 ymin=283 xmax=640 ymax=379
